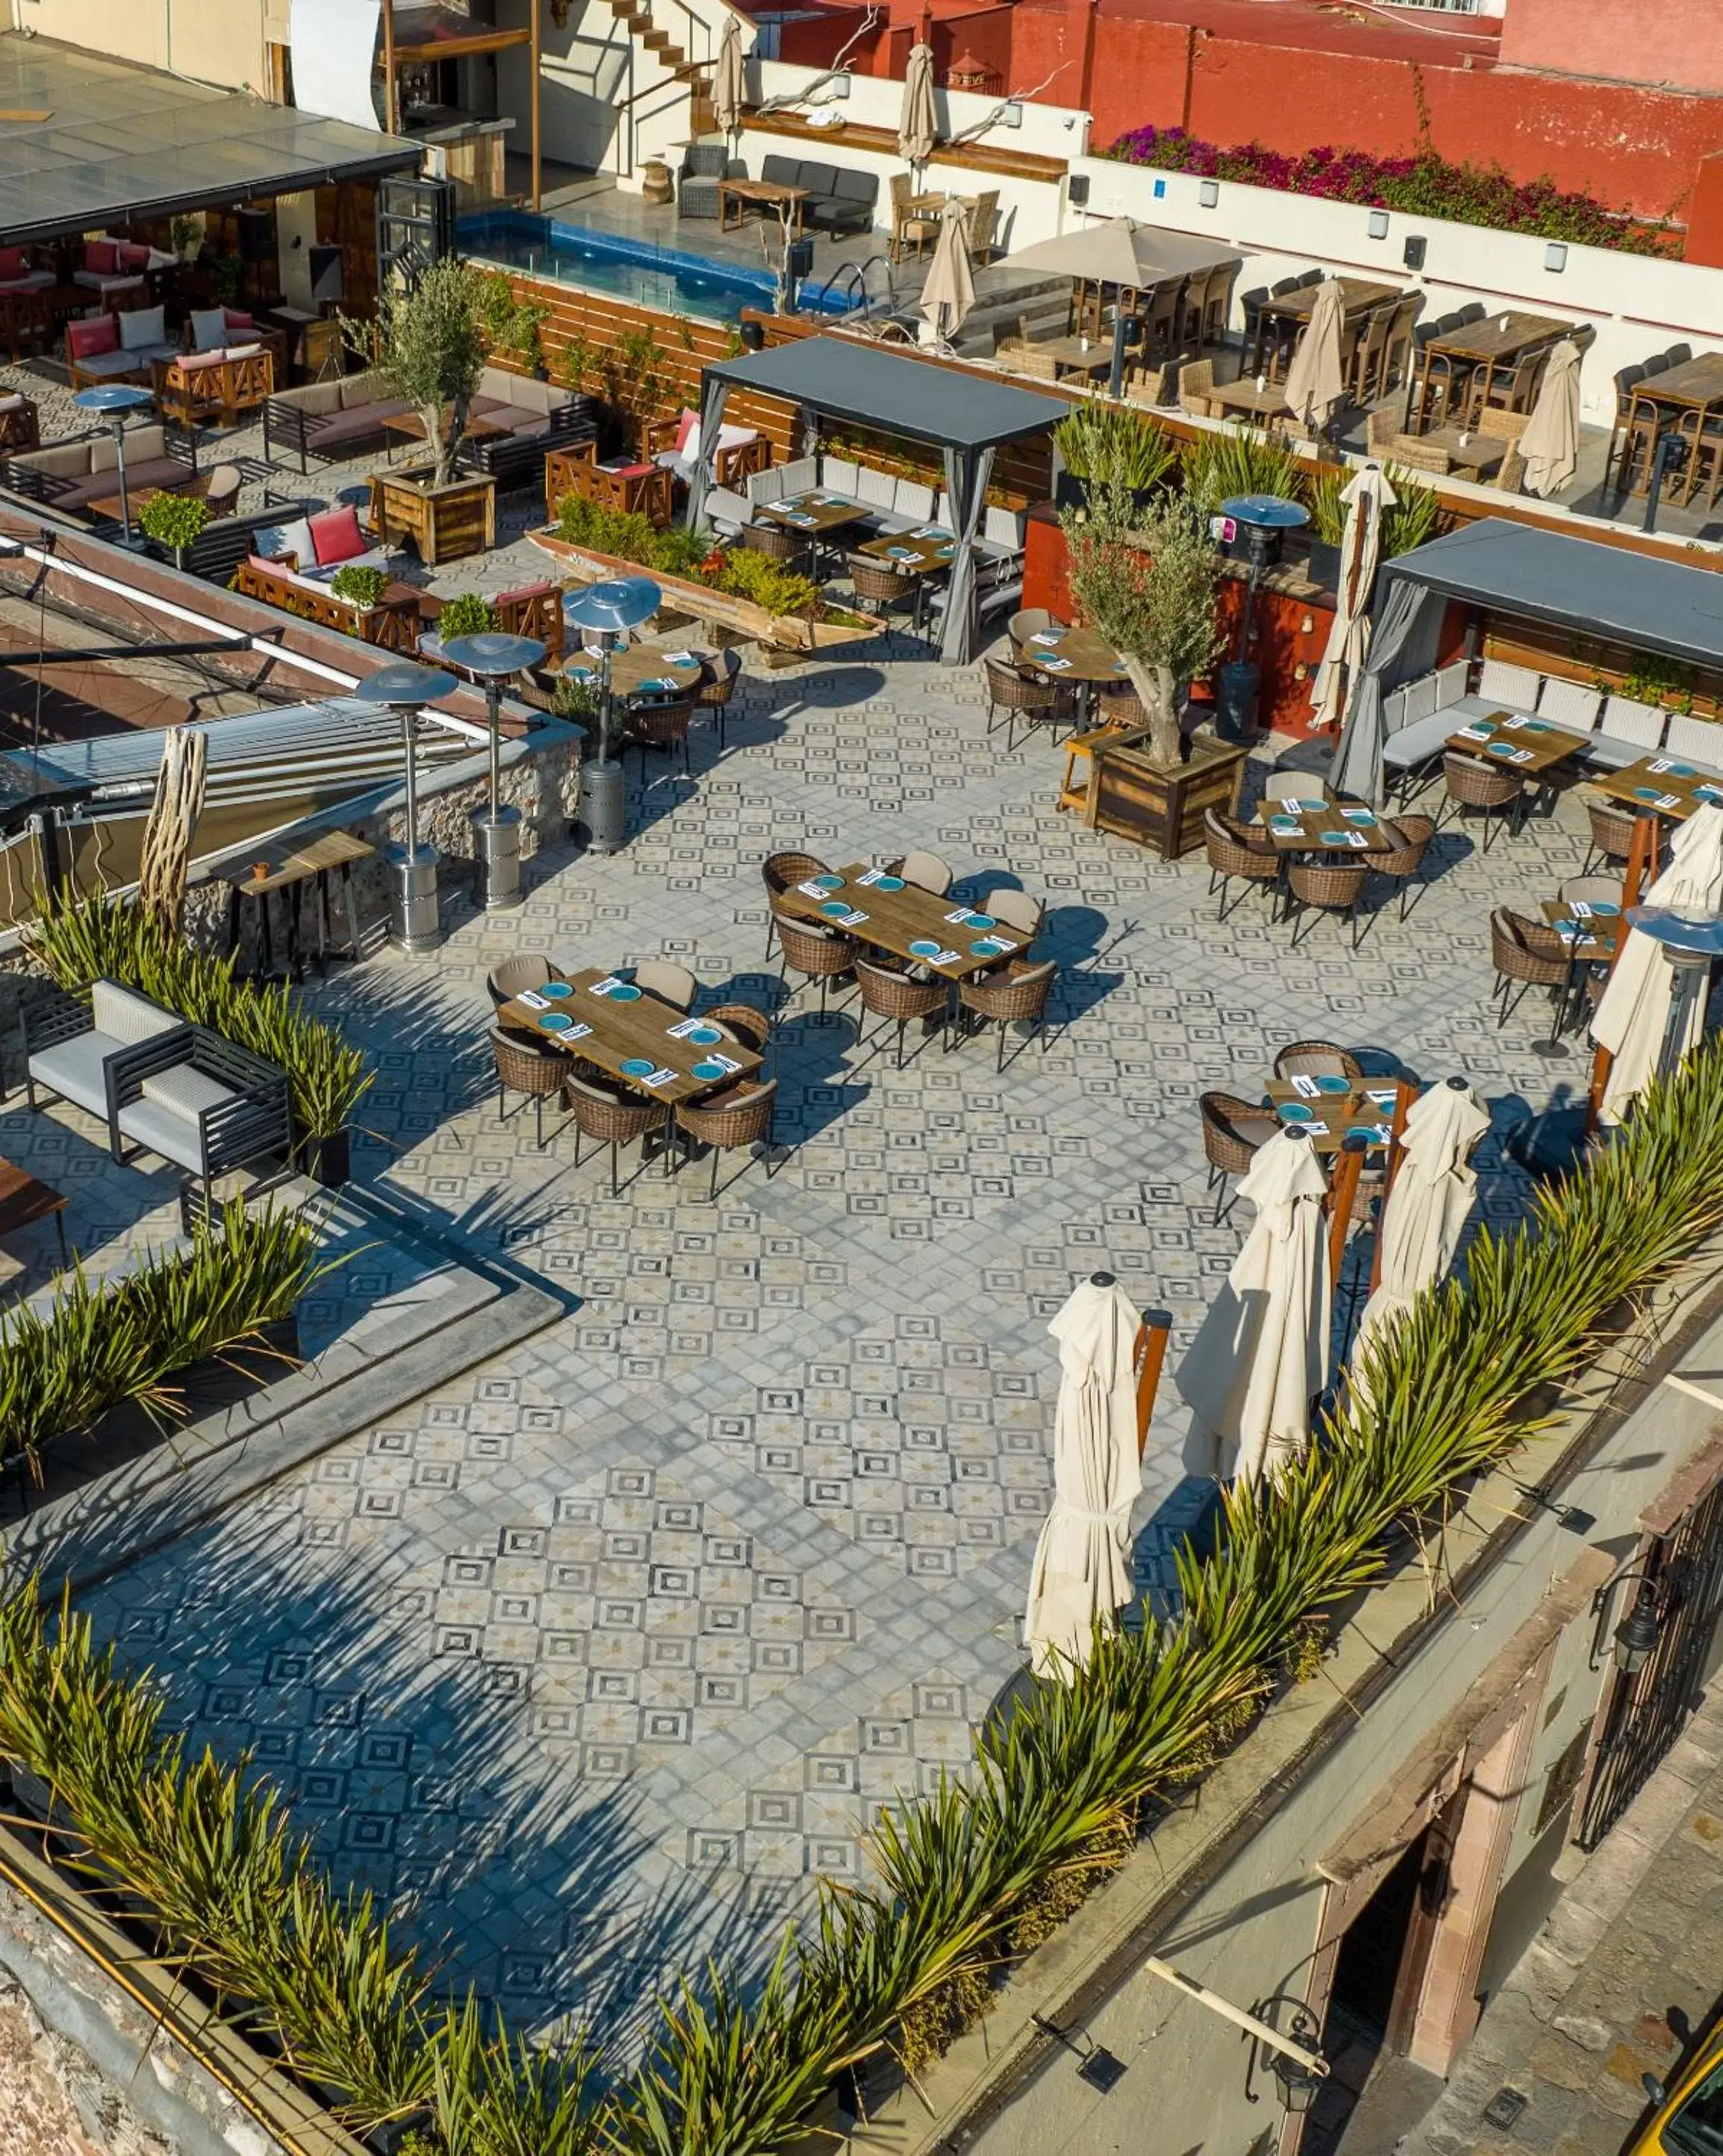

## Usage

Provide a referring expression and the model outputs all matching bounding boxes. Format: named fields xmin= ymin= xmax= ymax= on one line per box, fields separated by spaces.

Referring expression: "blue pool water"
xmin=457 ymin=211 xmax=856 ymax=322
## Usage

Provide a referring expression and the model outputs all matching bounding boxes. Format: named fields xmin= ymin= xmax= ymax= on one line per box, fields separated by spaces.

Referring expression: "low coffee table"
xmin=381 ymin=410 xmax=511 ymax=462
xmin=82 ymin=473 xmax=208 ymax=526
xmin=719 ymin=178 xmax=808 ymax=234
xmin=0 ymin=1158 xmax=67 ymax=1266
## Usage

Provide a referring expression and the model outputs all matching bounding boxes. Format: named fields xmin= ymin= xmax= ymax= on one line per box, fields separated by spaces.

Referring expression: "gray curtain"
xmin=938 ymin=442 xmax=997 ymax=667
xmin=1328 ymin=577 xmax=1447 ymax=805
xmin=684 ymin=373 xmax=732 ymax=533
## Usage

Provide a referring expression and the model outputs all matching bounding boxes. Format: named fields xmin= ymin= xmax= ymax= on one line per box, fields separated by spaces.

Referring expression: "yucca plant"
xmin=1380 ymin=462 xmax=1442 ymax=558
xmin=1181 ymin=425 xmax=1304 ymax=515
xmin=1054 ymin=402 xmax=1178 ymax=495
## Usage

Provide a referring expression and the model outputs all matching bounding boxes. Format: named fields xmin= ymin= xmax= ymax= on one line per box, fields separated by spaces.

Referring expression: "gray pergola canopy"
xmin=690 ymin=337 xmax=1064 ymax=666
xmin=0 ymin=34 xmax=418 ymax=246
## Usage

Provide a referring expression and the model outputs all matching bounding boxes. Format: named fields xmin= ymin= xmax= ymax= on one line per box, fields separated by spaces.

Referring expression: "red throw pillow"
xmin=222 ymin=308 xmax=255 ymax=330
xmin=68 ymin=314 xmax=119 ymax=361
xmin=673 ymin=406 xmax=699 ymax=455
xmin=84 ymin=240 xmax=120 ymax=275
xmin=116 ymin=243 xmax=151 ymax=272
xmin=308 ymin=505 xmax=366 ymax=567
xmin=0 ymin=247 xmax=25 ymax=281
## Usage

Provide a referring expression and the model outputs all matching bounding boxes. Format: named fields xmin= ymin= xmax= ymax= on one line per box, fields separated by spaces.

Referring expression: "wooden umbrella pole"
xmin=1326 ymin=1141 xmax=1365 ymax=1289
xmin=1366 ymin=1078 xmax=1415 ymax=1294
xmin=1133 ymin=1312 xmax=1171 ymax=1461
xmin=381 ymin=0 xmax=398 ymax=135
xmin=1587 ymin=813 xmax=1661 ymax=1130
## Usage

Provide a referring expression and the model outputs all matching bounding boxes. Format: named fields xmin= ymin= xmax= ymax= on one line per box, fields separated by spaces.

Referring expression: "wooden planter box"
xmin=529 ymin=527 xmax=885 ymax=654
xmin=1086 ymin=734 xmax=1248 ymax=859
xmin=233 ymin=560 xmax=420 ymax=653
xmin=367 ymin=466 xmax=496 ymax=567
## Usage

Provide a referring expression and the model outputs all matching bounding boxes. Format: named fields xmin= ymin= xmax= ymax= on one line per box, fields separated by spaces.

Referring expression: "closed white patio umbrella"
xmin=1350 ymin=1078 xmax=1490 ymax=1371
xmin=1023 ymin=1274 xmax=1143 ymax=1680
xmin=1283 ymin=278 xmax=1347 ymax=437
xmin=1313 ymin=462 xmax=1396 ymax=733
xmin=713 ymin=13 xmax=746 ymax=138
xmin=900 ymin=42 xmax=938 ymax=168
xmin=918 ymin=198 xmax=975 ymax=342
xmin=1592 ymin=803 xmax=1723 ymax=1122
xmin=1176 ymin=1129 xmax=1331 ymax=1486
xmin=1518 ymin=338 xmax=1583 ymax=498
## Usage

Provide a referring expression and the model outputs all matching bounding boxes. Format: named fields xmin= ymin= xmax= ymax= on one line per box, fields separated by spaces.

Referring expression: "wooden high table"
xmin=225 ymin=831 xmax=374 ymax=981
xmin=1593 ymin=756 xmax=1723 ymax=823
xmin=772 ymin=865 xmax=1028 ymax=985
xmin=1408 ymin=311 xmax=1573 ymax=433
xmin=1244 ymin=278 xmax=1400 ymax=380
xmin=496 ymin=970 xmax=763 ymax=1106
xmin=1208 ymin=378 xmax=1296 ymax=428
xmin=1619 ymin=352 xmax=1723 ymax=505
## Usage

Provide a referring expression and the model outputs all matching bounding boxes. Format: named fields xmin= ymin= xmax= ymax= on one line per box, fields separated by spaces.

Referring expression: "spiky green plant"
xmin=1182 ymin=424 xmax=1304 ymax=514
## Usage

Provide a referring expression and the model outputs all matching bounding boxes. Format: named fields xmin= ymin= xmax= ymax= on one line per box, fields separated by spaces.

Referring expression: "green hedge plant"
xmin=435 ymin=591 xmax=501 ymax=641
xmin=329 ymin=563 xmax=390 ymax=611
xmin=139 ymin=492 xmax=211 ymax=552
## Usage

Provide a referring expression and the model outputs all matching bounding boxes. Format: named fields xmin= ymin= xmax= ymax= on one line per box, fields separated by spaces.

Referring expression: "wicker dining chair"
xmin=1440 ymin=751 xmax=1525 ymax=851
xmin=1367 ymin=813 xmax=1436 ymax=925
xmin=1489 ymin=906 xmax=1576 ymax=1036
xmin=626 ymin=698 xmax=694 ymax=782
xmin=742 ymin=520 xmax=812 ymax=573
xmin=774 ymin=911 xmax=859 ymax=1023
xmin=1199 ymin=1090 xmax=1278 ymax=1225
xmin=1274 ymin=1040 xmax=1365 ymax=1087
xmin=633 ymin=960 xmax=697 ymax=1012
xmin=1203 ymin=807 xmax=1282 ymax=923
xmin=487 ymin=953 xmax=561 ymax=1009
xmin=982 ymin=655 xmax=1064 ymax=751
xmin=1560 ymin=873 xmax=1624 ymax=910
xmin=696 ymin=646 xmax=742 ymax=754
xmin=855 ymin=956 xmax=949 ymax=1067
xmin=1009 ymin=608 xmax=1057 ymax=648
xmin=674 ymin=1077 xmax=779 ymax=1203
xmin=956 ymin=956 xmax=1056 ymax=1071
xmin=977 ymin=888 xmax=1044 ymax=940
xmin=566 ymin=1071 xmax=670 ymax=1197
xmin=850 ymin=554 xmax=921 ymax=634
xmin=1286 ymin=855 xmax=1370 ymax=947
xmin=762 ymin=849 xmax=832 ymax=960
xmin=1582 ymin=792 xmax=1637 ymax=876
xmin=488 ymin=1025 xmax=570 ymax=1150
xmin=702 ymin=1001 xmax=773 ymax=1056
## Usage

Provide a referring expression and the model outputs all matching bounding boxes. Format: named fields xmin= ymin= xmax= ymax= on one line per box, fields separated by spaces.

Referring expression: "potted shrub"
xmin=329 ymin=562 xmax=390 ymax=615
xmin=1379 ymin=462 xmax=1442 ymax=559
xmin=1054 ymin=402 xmax=1177 ymax=521
xmin=138 ymin=490 xmax=211 ymax=572
xmin=436 ymin=591 xmax=500 ymax=641
xmin=1304 ymin=467 xmax=1346 ymax=593
xmin=1183 ymin=428 xmax=1304 ymax=561
xmin=170 ymin=213 xmax=203 ymax=265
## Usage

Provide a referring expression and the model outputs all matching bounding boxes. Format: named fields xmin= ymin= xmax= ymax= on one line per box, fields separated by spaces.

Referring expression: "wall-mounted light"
xmin=1545 ymin=240 xmax=1568 ymax=272
xmin=1246 ymin=1997 xmax=1330 ymax=2115
xmin=829 ymin=72 xmax=851 ymax=99
xmin=1589 ymin=1559 xmax=1678 ymax=1674
xmin=1000 ymin=99 xmax=1023 ymax=128
xmin=1198 ymin=179 xmax=1220 ymax=208
xmin=1368 ymin=209 xmax=1389 ymax=240
xmin=1300 ymin=614 xmax=1314 ymax=635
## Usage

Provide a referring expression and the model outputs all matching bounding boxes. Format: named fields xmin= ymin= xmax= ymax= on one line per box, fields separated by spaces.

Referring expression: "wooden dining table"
xmin=1593 ymin=756 xmax=1723 ymax=823
xmin=1208 ymin=378 xmax=1297 ymax=427
xmin=858 ymin=530 xmax=956 ymax=576
xmin=1251 ymin=796 xmax=1397 ymax=856
xmin=497 ymin=969 xmax=762 ymax=1106
xmin=1409 ymin=311 xmax=1573 ymax=432
xmin=558 ymin=645 xmax=706 ymax=700
xmin=754 ymin=490 xmax=869 ymax=538
xmin=1245 ymin=278 xmax=1400 ymax=379
xmin=1445 ymin=708 xmax=1589 ymax=777
xmin=1620 ymin=352 xmax=1723 ymax=504
xmin=1017 ymin=625 xmax=1130 ymax=686
xmin=772 ymin=864 xmax=1026 ymax=985
xmin=1262 ymin=1078 xmax=1401 ymax=1159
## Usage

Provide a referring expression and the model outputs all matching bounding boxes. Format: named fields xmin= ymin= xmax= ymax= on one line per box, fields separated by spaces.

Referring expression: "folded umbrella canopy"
xmin=900 ymin=42 xmax=937 ymax=166
xmin=1313 ymin=463 xmax=1396 ymax=734
xmin=1283 ymin=278 xmax=1347 ymax=437
xmin=918 ymin=198 xmax=975 ymax=342
xmin=1023 ymin=1275 xmax=1143 ymax=1680
xmin=1350 ymin=1078 xmax=1490 ymax=1376
xmin=1592 ymin=802 xmax=1723 ymax=1123
xmin=1177 ymin=1129 xmax=1331 ymax=1486
xmin=1518 ymin=338 xmax=1583 ymax=498
xmin=713 ymin=13 xmax=746 ymax=137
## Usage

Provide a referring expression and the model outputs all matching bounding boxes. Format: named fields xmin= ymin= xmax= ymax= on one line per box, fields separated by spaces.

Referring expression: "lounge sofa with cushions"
xmin=7 ymin=423 xmax=197 ymax=515
xmin=262 ymin=371 xmax=415 ymax=471
xmin=742 ymin=453 xmax=1026 ymax=561
xmin=70 ymin=238 xmax=155 ymax=303
xmin=647 ymin=406 xmax=767 ymax=490
xmin=759 ymin=154 xmax=880 ymax=236
xmin=64 ymin=303 xmax=180 ymax=390
xmin=461 ymin=365 xmax=598 ymax=489
xmin=246 ymin=503 xmax=391 ymax=596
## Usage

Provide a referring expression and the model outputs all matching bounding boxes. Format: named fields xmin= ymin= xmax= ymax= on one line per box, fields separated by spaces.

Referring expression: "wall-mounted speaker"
xmin=236 ymin=207 xmax=275 ymax=264
xmin=1402 ymin=234 xmax=1427 ymax=271
xmin=309 ymin=244 xmax=344 ymax=308
xmin=1067 ymin=174 xmax=1090 ymax=207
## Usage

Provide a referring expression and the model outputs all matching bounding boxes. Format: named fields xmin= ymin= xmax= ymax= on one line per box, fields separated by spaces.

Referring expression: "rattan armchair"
xmin=1583 ymin=792 xmax=1637 ymax=876
xmin=1440 ymin=750 xmax=1524 ymax=850
xmin=1489 ymin=906 xmax=1575 ymax=1036
xmin=855 ymin=956 xmax=949 ymax=1067
xmin=890 ymin=849 xmax=954 ymax=896
xmin=487 ymin=953 xmax=562 ymax=1009
xmin=1367 ymin=813 xmax=1436 ymax=925
xmin=978 ymin=888 xmax=1044 ymax=940
xmin=956 ymin=956 xmax=1056 ymax=1071
xmin=743 ymin=520 xmax=813 ymax=575
xmin=1203 ymin=807 xmax=1281 ymax=922
xmin=489 ymin=1024 xmax=570 ymax=1150
xmin=850 ymin=554 xmax=921 ymax=633
xmin=762 ymin=849 xmax=832 ymax=960
xmin=1274 ymin=1040 xmax=1365 ymax=1086
xmin=566 ymin=1071 xmax=669 ymax=1196
xmin=1200 ymin=1089 xmax=1278 ymax=1224
xmin=1286 ymin=855 xmax=1370 ymax=947
xmin=626 ymin=697 xmax=694 ymax=781
xmin=697 ymin=646 xmax=742 ymax=754
xmin=774 ymin=911 xmax=858 ymax=1022
xmin=674 ymin=1077 xmax=779 ymax=1202
xmin=634 ymin=960 xmax=697 ymax=1012
xmin=703 ymin=1001 xmax=773 ymax=1056
xmin=982 ymin=655 xmax=1065 ymax=750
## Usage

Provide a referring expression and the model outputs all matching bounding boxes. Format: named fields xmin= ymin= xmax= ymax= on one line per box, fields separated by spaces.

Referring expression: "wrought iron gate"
xmin=376 ymin=175 xmax=457 ymax=291
xmin=1577 ymin=1474 xmax=1723 ymax=1848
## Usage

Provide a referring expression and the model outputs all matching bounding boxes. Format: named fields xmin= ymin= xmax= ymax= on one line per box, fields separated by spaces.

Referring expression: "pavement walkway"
xmin=1396 ymin=1681 xmax=1723 ymax=2156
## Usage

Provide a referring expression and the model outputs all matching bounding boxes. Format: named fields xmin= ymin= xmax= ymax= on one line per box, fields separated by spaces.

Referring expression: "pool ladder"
xmin=806 ymin=252 xmax=898 ymax=319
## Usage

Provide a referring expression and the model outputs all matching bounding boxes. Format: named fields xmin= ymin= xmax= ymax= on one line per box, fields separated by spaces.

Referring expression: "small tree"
xmin=349 ymin=261 xmax=486 ymax=487
xmin=1062 ymin=487 xmax=1224 ymax=767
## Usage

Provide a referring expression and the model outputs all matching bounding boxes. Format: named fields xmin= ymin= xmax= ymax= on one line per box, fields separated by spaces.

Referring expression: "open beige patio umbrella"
xmin=713 ymin=12 xmax=746 ymax=138
xmin=137 ymin=723 xmax=207 ymax=932
xmin=1313 ymin=462 xmax=1396 ymax=733
xmin=1518 ymin=337 xmax=1583 ymax=497
xmin=1592 ymin=802 xmax=1723 ymax=1123
xmin=900 ymin=42 xmax=938 ymax=168
xmin=1176 ymin=1129 xmax=1331 ymax=1486
xmin=997 ymin=219 xmax=1241 ymax=291
xmin=1283 ymin=278 xmax=1347 ymax=437
xmin=1350 ymin=1078 xmax=1490 ymax=1375
xmin=1024 ymin=1274 xmax=1143 ymax=1680
xmin=918 ymin=198 xmax=975 ymax=342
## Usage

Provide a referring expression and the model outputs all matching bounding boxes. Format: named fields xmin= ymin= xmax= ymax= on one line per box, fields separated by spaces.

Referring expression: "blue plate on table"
xmin=967 ymin=914 xmax=996 ymax=931
xmin=685 ymin=1024 xmax=723 ymax=1046
xmin=608 ymin=982 xmax=642 ymax=1001
xmin=820 ymin=900 xmax=852 ymax=919
xmin=1523 ymin=720 xmax=1548 ymax=733
xmin=1342 ymin=807 xmax=1374 ymax=825
xmin=691 ymin=1060 xmax=728 ymax=1081
xmin=1277 ymin=1101 xmax=1314 ymax=1123
xmin=542 ymin=980 xmax=573 ymax=998
xmin=909 ymin=938 xmax=943 ymax=959
xmin=1320 ymin=829 xmax=1353 ymax=845
xmin=1486 ymin=742 xmax=1516 ymax=758
xmin=811 ymin=873 xmax=844 ymax=891
xmin=1669 ymin=763 xmax=1698 ymax=778
xmin=1269 ymin=816 xmax=1300 ymax=834
xmin=1590 ymin=901 xmax=1620 ymax=917
xmin=1634 ymin=786 xmax=1663 ymax=802
xmin=874 ymin=874 xmax=905 ymax=891
xmin=1315 ymin=1075 xmax=1351 ymax=1095
xmin=565 ymin=666 xmax=596 ymax=684
xmin=538 ymin=1012 xmax=573 ymax=1032
xmin=620 ymin=1057 xmax=656 ymax=1078
xmin=971 ymin=939 xmax=1005 ymax=956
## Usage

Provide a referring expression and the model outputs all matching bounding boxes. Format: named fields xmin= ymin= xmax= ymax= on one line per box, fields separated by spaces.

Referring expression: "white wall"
xmin=495 ymin=0 xmax=690 ymax=183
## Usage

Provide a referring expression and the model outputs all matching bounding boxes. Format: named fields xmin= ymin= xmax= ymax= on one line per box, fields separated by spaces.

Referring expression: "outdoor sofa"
xmin=6 ymin=423 xmax=197 ymax=515
xmin=758 ymin=154 xmax=879 ymax=236
xmin=64 ymin=303 xmax=179 ymax=390
xmin=463 ymin=367 xmax=599 ymax=490
xmin=744 ymin=454 xmax=1026 ymax=565
xmin=1381 ymin=655 xmax=1718 ymax=801
xmin=262 ymin=372 xmax=415 ymax=472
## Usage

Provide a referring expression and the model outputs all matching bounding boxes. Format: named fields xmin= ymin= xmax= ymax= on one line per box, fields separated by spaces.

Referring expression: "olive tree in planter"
xmin=1062 ymin=484 xmax=1224 ymax=766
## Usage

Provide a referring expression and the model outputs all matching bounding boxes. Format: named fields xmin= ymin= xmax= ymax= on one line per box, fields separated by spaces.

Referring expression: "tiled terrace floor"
xmin=76 ymin=652 xmax=1599 ymax=2048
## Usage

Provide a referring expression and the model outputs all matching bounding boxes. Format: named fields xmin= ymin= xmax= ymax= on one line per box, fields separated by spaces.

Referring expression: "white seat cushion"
xmin=822 ymin=456 xmax=859 ymax=497
xmin=857 ymin=466 xmax=897 ymax=511
xmin=140 ymin=1064 xmax=236 ymax=1117
xmin=1477 ymin=658 xmax=1541 ymax=709
xmin=1383 ymin=711 xmax=1458 ymax=770
xmin=1402 ymin=673 xmax=1438 ymax=724
xmin=91 ymin=981 xmax=178 ymax=1043
xmin=116 ymin=1096 xmax=207 ymax=1173
xmin=1430 ymin=659 xmax=1470 ymax=712
xmin=1538 ymin=676 xmax=1601 ymax=731
xmin=28 ymin=1032 xmax=118 ymax=1118
xmin=1382 ymin=686 xmax=1409 ymax=735
xmin=896 ymin=480 xmax=935 ymax=521
xmin=1581 ymin=734 xmax=1648 ymax=772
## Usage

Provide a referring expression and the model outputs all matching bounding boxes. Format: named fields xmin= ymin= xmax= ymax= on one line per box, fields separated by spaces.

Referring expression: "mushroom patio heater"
xmin=1217 ymin=493 xmax=1309 ymax=744
xmin=562 ymin=576 xmax=662 ymax=856
xmin=72 ymin=384 xmax=155 ymax=546
xmin=355 ymin=660 xmax=458 ymax=952
xmin=1624 ymin=905 xmax=1723 ymax=1081
xmin=439 ymin=631 xmax=546 ymax=911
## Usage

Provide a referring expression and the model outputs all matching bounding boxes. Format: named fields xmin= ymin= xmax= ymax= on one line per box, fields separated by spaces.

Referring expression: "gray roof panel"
xmin=702 ymin=335 xmax=1067 ymax=452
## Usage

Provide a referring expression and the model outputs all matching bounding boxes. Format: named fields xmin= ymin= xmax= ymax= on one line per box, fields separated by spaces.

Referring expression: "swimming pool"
xmin=457 ymin=211 xmax=857 ymax=323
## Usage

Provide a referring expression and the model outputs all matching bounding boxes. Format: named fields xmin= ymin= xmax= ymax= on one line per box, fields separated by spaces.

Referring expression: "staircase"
xmin=606 ymin=0 xmax=716 ymax=137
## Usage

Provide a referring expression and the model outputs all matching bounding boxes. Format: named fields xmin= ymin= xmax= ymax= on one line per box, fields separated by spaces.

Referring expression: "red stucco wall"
xmin=1500 ymin=0 xmax=1723 ymax=96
